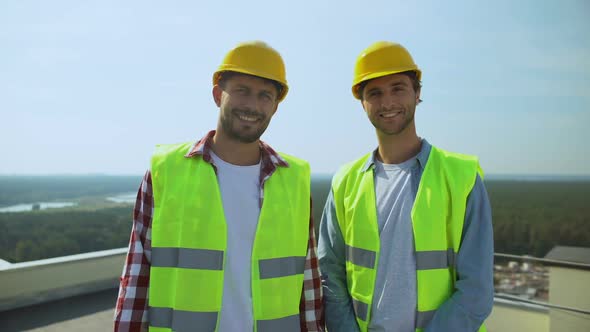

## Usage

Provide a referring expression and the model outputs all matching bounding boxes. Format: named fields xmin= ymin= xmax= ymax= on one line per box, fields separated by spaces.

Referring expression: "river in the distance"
xmin=0 ymin=202 xmax=77 ymax=213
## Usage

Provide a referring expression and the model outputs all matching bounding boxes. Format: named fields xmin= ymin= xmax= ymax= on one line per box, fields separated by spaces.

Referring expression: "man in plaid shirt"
xmin=114 ymin=41 xmax=323 ymax=332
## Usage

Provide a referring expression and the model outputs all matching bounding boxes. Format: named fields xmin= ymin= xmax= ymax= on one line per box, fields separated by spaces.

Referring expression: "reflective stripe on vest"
xmin=257 ymin=314 xmax=300 ymax=332
xmin=149 ymin=307 xmax=218 ymax=331
xmin=259 ymin=256 xmax=307 ymax=279
xmin=352 ymin=298 xmax=370 ymax=321
xmin=149 ymin=307 xmax=300 ymax=332
xmin=152 ymin=247 xmax=224 ymax=270
xmin=332 ymin=146 xmax=486 ymax=332
xmin=346 ymin=244 xmax=377 ymax=269
xmin=148 ymin=142 xmax=310 ymax=332
xmin=415 ymin=249 xmax=456 ymax=270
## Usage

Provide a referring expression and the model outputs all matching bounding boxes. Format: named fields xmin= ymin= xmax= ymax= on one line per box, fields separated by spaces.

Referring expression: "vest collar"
xmin=360 ymin=138 xmax=432 ymax=173
xmin=183 ymin=130 xmax=290 ymax=170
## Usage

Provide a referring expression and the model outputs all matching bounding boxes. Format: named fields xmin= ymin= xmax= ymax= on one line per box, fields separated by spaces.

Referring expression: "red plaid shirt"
xmin=114 ymin=130 xmax=324 ymax=331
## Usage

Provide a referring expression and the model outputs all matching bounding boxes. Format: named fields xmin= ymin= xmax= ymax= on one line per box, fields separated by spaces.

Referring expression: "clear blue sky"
xmin=1 ymin=1 xmax=589 ymax=175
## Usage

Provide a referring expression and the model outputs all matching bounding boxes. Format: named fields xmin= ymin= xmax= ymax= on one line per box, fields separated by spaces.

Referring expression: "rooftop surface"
xmin=545 ymin=246 xmax=590 ymax=264
xmin=0 ymin=288 xmax=117 ymax=332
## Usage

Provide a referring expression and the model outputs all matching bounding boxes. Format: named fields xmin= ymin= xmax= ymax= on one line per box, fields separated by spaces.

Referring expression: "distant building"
xmin=521 ymin=262 xmax=531 ymax=272
xmin=544 ymin=246 xmax=590 ymax=332
xmin=545 ymin=246 xmax=590 ymax=264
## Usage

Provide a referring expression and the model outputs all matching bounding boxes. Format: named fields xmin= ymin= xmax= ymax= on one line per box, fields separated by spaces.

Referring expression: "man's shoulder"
xmin=151 ymin=141 xmax=196 ymax=171
xmin=336 ymin=152 xmax=373 ymax=174
xmin=153 ymin=142 xmax=194 ymax=157
xmin=331 ymin=152 xmax=372 ymax=189
xmin=432 ymin=145 xmax=479 ymax=163
xmin=259 ymin=139 xmax=308 ymax=170
xmin=277 ymin=151 xmax=309 ymax=167
xmin=430 ymin=145 xmax=484 ymax=179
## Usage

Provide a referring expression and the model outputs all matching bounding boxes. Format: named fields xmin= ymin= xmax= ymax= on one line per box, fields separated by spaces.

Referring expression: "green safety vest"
xmin=331 ymin=146 xmax=486 ymax=332
xmin=148 ymin=142 xmax=310 ymax=332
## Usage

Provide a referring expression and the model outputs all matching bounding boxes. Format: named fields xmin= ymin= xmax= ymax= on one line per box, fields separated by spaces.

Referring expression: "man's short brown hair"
xmin=217 ymin=71 xmax=283 ymax=100
xmin=358 ymin=71 xmax=422 ymax=103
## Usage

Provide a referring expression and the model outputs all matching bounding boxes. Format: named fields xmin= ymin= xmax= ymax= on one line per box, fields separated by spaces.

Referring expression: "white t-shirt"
xmin=210 ymin=151 xmax=261 ymax=332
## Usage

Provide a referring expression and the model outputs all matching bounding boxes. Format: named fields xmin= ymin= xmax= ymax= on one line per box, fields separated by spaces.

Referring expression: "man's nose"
xmin=240 ymin=94 xmax=259 ymax=112
xmin=381 ymin=93 xmax=399 ymax=109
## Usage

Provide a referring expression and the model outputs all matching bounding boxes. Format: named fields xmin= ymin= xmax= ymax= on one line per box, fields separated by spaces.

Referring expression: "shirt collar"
xmin=184 ymin=130 xmax=290 ymax=169
xmin=361 ymin=138 xmax=432 ymax=172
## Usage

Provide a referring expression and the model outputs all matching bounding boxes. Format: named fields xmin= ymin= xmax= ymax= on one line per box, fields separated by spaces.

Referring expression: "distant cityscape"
xmin=494 ymin=259 xmax=549 ymax=301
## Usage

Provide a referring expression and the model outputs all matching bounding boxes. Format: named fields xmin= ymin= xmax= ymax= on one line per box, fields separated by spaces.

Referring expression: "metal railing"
xmin=493 ymin=252 xmax=590 ymax=316
xmin=495 ymin=293 xmax=590 ymax=315
xmin=495 ymin=252 xmax=590 ymax=270
xmin=1 ymin=250 xmax=589 ymax=316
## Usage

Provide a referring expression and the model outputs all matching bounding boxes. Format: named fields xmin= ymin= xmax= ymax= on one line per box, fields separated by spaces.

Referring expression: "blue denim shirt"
xmin=318 ymin=140 xmax=494 ymax=332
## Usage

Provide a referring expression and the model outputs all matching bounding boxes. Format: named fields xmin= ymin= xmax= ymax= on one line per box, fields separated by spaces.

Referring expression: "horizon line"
xmin=1 ymin=173 xmax=590 ymax=180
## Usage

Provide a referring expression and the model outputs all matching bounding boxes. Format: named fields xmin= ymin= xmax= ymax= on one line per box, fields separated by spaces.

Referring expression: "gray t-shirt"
xmin=369 ymin=155 xmax=420 ymax=332
xmin=210 ymin=151 xmax=261 ymax=332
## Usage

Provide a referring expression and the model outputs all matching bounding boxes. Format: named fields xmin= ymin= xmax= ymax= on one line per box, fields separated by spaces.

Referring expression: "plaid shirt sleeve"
xmin=300 ymin=198 xmax=325 ymax=331
xmin=114 ymin=170 xmax=153 ymax=332
xmin=113 ymin=169 xmax=324 ymax=331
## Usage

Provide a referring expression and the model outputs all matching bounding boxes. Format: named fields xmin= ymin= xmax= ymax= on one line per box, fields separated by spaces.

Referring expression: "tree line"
xmin=486 ymin=180 xmax=590 ymax=257
xmin=0 ymin=179 xmax=588 ymax=263
xmin=0 ymin=207 xmax=132 ymax=262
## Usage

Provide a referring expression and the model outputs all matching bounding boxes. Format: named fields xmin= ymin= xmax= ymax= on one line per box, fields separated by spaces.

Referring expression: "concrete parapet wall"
xmin=0 ymin=248 xmax=127 ymax=311
xmin=549 ymin=267 xmax=590 ymax=332
xmin=486 ymin=298 xmax=549 ymax=332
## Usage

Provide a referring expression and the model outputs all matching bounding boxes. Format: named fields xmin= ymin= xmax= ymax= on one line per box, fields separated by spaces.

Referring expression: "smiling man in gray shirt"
xmin=318 ymin=41 xmax=493 ymax=332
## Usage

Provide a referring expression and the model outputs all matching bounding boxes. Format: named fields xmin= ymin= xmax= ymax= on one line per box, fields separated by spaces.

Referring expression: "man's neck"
xmin=376 ymin=129 xmax=422 ymax=165
xmin=211 ymin=130 xmax=261 ymax=166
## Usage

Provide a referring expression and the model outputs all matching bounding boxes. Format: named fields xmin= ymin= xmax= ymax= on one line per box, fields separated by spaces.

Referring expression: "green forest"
xmin=0 ymin=207 xmax=132 ymax=262
xmin=0 ymin=175 xmax=588 ymax=263
xmin=486 ymin=180 xmax=590 ymax=257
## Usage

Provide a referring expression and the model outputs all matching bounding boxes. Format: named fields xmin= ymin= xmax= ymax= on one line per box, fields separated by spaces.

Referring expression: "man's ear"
xmin=271 ymin=102 xmax=279 ymax=116
xmin=212 ymin=85 xmax=222 ymax=107
xmin=360 ymin=99 xmax=368 ymax=113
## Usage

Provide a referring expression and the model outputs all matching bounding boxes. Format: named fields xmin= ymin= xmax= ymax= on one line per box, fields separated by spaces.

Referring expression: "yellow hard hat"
xmin=352 ymin=41 xmax=421 ymax=99
xmin=213 ymin=41 xmax=289 ymax=102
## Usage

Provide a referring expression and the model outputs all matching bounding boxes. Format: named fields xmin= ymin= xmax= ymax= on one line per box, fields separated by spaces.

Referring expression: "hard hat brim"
xmin=352 ymin=68 xmax=422 ymax=99
xmin=213 ymin=69 xmax=289 ymax=102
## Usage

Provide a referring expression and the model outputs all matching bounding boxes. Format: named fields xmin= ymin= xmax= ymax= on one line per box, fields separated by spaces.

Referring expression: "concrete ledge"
xmin=494 ymin=297 xmax=550 ymax=313
xmin=0 ymin=248 xmax=127 ymax=312
xmin=487 ymin=297 xmax=550 ymax=332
